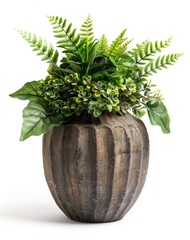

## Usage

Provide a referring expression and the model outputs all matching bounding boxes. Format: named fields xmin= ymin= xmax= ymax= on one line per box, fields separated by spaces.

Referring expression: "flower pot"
xmin=42 ymin=112 xmax=149 ymax=223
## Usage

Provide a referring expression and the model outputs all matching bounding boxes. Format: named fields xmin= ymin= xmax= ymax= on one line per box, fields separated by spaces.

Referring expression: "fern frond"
xmin=128 ymin=36 xmax=172 ymax=64
xmin=137 ymin=53 xmax=183 ymax=78
xmin=17 ymin=30 xmax=59 ymax=63
xmin=80 ymin=15 xmax=94 ymax=43
xmin=48 ymin=16 xmax=81 ymax=55
xmin=106 ymin=29 xmax=128 ymax=59
xmin=97 ymin=34 xmax=108 ymax=53
xmin=117 ymin=38 xmax=133 ymax=57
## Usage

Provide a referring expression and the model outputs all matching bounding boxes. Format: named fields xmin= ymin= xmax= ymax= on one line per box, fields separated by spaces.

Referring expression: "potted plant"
xmin=10 ymin=15 xmax=182 ymax=223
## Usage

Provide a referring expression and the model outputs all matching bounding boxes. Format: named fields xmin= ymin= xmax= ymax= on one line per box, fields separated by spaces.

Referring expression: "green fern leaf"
xmin=98 ymin=34 xmax=108 ymax=53
xmin=16 ymin=30 xmax=59 ymax=63
xmin=80 ymin=15 xmax=94 ymax=43
xmin=137 ymin=44 xmax=145 ymax=59
xmin=138 ymin=53 xmax=182 ymax=78
xmin=106 ymin=29 xmax=129 ymax=59
xmin=128 ymin=36 xmax=172 ymax=64
xmin=48 ymin=16 xmax=81 ymax=56
xmin=118 ymin=38 xmax=133 ymax=53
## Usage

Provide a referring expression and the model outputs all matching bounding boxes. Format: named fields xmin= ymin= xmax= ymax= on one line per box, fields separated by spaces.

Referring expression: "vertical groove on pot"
xmin=47 ymin=127 xmax=72 ymax=218
xmin=46 ymin=126 xmax=78 ymax=219
xmin=76 ymin=126 xmax=97 ymax=222
xmin=103 ymin=126 xmax=131 ymax=221
xmin=111 ymin=126 xmax=131 ymax=221
xmin=94 ymin=126 xmax=115 ymax=222
xmin=67 ymin=126 xmax=82 ymax=220
xmin=61 ymin=125 xmax=81 ymax=220
xmin=122 ymin=123 xmax=149 ymax=216
xmin=120 ymin=125 xmax=144 ymax=217
xmin=43 ymin=130 xmax=67 ymax=215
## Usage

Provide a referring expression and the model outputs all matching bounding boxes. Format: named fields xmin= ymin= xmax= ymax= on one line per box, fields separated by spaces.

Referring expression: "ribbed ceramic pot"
xmin=43 ymin=112 xmax=149 ymax=223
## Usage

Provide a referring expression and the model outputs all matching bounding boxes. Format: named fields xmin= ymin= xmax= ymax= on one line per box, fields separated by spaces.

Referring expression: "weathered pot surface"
xmin=43 ymin=112 xmax=149 ymax=223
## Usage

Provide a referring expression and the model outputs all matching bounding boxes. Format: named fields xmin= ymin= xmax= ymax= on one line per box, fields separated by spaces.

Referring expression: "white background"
xmin=0 ymin=0 xmax=190 ymax=239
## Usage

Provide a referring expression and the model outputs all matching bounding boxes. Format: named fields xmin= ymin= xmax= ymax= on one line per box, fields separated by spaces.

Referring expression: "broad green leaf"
xmin=9 ymin=81 xmax=41 ymax=100
xmin=147 ymin=101 xmax=170 ymax=134
xmin=88 ymin=41 xmax=99 ymax=64
xmin=20 ymin=101 xmax=63 ymax=141
xmin=110 ymin=56 xmax=138 ymax=71
xmin=70 ymin=63 xmax=82 ymax=73
xmin=146 ymin=99 xmax=160 ymax=108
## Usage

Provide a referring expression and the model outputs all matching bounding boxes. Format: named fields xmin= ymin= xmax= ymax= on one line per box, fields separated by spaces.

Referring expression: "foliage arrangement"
xmin=10 ymin=16 xmax=182 ymax=140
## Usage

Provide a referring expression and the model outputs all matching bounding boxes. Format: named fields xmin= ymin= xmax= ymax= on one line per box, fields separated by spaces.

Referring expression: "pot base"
xmin=67 ymin=216 xmax=123 ymax=224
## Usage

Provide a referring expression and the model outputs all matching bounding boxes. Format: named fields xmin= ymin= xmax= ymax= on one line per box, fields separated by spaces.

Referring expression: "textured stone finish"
xmin=43 ymin=113 xmax=149 ymax=223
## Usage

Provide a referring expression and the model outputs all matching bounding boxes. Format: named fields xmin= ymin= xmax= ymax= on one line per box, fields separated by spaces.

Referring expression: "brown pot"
xmin=43 ymin=112 xmax=149 ymax=223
